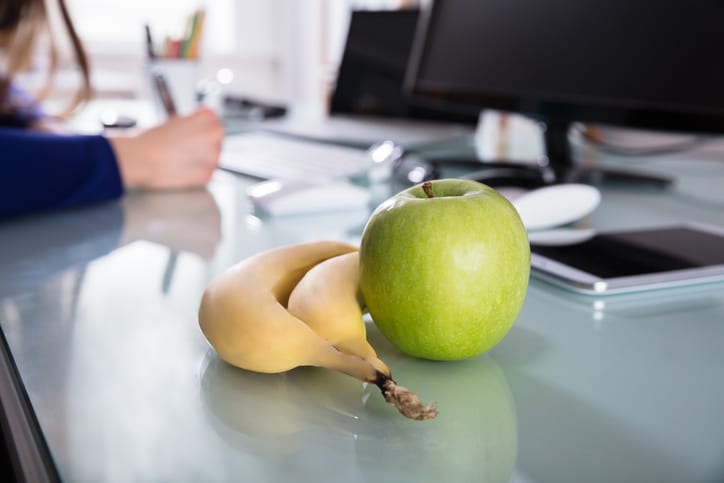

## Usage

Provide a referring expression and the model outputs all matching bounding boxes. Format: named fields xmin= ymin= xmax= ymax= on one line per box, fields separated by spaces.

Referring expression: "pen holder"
xmin=146 ymin=59 xmax=200 ymax=117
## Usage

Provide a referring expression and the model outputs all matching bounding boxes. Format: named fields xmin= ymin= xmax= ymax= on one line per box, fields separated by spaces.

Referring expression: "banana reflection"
xmin=199 ymin=350 xmax=366 ymax=456
xmin=199 ymin=323 xmax=518 ymax=483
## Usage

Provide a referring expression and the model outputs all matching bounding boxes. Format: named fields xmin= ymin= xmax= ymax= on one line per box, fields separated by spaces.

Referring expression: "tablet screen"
xmin=531 ymin=226 xmax=724 ymax=278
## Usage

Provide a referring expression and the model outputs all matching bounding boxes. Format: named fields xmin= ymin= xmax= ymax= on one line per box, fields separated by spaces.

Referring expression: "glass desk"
xmin=1 ymin=150 xmax=723 ymax=483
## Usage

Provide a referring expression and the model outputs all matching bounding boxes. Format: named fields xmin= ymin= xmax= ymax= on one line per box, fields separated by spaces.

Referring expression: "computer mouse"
xmin=511 ymin=183 xmax=601 ymax=231
xmin=246 ymin=178 xmax=372 ymax=216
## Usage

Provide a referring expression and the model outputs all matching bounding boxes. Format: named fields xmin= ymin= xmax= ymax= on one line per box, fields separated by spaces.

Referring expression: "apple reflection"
xmin=354 ymin=326 xmax=518 ymax=483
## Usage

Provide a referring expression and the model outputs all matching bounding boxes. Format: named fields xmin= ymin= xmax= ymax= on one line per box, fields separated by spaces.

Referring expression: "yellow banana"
xmin=287 ymin=251 xmax=390 ymax=376
xmin=287 ymin=250 xmax=437 ymax=420
xmin=198 ymin=241 xmax=437 ymax=420
xmin=199 ymin=241 xmax=365 ymax=375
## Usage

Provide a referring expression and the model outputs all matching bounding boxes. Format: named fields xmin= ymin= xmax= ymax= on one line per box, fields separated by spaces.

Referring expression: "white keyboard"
xmin=219 ymin=132 xmax=373 ymax=180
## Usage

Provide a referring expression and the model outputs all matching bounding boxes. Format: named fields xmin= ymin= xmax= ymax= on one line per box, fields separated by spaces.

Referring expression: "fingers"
xmin=191 ymin=106 xmax=220 ymax=121
xmin=186 ymin=107 xmax=225 ymax=168
xmin=189 ymin=107 xmax=225 ymax=136
xmin=112 ymin=107 xmax=225 ymax=190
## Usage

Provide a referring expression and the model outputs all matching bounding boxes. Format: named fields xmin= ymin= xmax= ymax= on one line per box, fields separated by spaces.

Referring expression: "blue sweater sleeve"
xmin=0 ymin=128 xmax=124 ymax=219
xmin=0 ymin=83 xmax=48 ymax=128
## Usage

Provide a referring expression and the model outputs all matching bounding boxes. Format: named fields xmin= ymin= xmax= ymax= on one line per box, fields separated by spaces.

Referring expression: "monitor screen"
xmin=331 ymin=9 xmax=479 ymax=124
xmin=405 ymin=0 xmax=724 ymax=171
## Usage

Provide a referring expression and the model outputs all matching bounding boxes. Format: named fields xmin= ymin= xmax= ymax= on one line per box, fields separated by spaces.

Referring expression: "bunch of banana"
xmin=198 ymin=240 xmax=437 ymax=421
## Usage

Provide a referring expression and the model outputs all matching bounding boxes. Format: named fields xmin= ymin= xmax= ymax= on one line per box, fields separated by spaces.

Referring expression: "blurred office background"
xmin=27 ymin=0 xmax=420 ymax=116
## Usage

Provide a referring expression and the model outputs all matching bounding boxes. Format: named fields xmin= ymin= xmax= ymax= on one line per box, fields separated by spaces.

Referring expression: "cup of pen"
xmin=145 ymin=9 xmax=206 ymax=117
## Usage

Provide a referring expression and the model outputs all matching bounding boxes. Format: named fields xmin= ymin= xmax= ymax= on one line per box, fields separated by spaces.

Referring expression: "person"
xmin=0 ymin=0 xmax=225 ymax=219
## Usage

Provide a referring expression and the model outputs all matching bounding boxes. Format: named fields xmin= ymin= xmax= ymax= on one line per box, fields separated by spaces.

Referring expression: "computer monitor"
xmin=331 ymin=8 xmax=479 ymax=125
xmin=405 ymin=0 xmax=724 ymax=185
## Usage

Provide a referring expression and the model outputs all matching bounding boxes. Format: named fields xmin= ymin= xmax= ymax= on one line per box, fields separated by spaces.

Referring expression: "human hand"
xmin=109 ymin=107 xmax=224 ymax=189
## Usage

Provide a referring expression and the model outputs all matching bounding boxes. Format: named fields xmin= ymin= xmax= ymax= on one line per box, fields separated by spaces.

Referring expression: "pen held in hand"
xmin=152 ymin=71 xmax=178 ymax=117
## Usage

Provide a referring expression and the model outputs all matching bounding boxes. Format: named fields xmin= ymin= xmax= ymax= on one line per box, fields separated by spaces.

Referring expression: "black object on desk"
xmin=390 ymin=146 xmax=672 ymax=189
xmin=392 ymin=154 xmax=555 ymax=189
xmin=100 ymin=111 xmax=137 ymax=129
xmin=372 ymin=140 xmax=554 ymax=188
xmin=223 ymin=95 xmax=287 ymax=119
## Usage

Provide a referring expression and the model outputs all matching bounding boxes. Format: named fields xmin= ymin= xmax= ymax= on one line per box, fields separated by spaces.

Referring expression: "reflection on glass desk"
xmin=0 ymin=152 xmax=723 ymax=482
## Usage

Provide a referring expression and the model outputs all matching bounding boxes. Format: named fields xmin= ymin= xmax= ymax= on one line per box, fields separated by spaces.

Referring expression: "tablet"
xmin=530 ymin=223 xmax=724 ymax=295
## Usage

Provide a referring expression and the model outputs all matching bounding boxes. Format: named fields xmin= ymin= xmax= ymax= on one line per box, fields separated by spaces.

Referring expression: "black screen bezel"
xmin=404 ymin=1 xmax=724 ymax=135
xmin=330 ymin=8 xmax=481 ymax=125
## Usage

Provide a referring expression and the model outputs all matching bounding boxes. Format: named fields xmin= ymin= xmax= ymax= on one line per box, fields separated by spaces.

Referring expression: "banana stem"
xmin=374 ymin=371 xmax=438 ymax=421
xmin=319 ymin=348 xmax=437 ymax=420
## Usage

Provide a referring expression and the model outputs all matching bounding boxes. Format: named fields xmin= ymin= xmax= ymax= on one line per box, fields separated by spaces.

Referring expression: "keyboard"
xmin=219 ymin=132 xmax=373 ymax=180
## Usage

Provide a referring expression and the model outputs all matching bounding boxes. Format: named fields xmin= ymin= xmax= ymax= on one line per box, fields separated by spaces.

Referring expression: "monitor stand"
xmin=542 ymin=121 xmax=673 ymax=187
xmin=423 ymin=121 xmax=674 ymax=188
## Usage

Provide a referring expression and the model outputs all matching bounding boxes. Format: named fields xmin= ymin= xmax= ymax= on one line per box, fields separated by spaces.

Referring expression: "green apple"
xmin=359 ymin=178 xmax=530 ymax=360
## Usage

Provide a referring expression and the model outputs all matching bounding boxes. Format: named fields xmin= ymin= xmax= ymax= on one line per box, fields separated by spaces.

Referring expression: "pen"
xmin=151 ymin=71 xmax=177 ymax=117
xmin=144 ymin=23 xmax=156 ymax=60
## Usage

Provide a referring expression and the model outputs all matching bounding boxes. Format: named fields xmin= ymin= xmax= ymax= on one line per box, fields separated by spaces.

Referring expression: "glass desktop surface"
xmin=0 ymin=150 xmax=723 ymax=483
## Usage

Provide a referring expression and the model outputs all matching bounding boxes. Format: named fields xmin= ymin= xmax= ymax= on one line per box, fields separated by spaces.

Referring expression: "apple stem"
xmin=374 ymin=371 xmax=438 ymax=420
xmin=422 ymin=181 xmax=434 ymax=198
